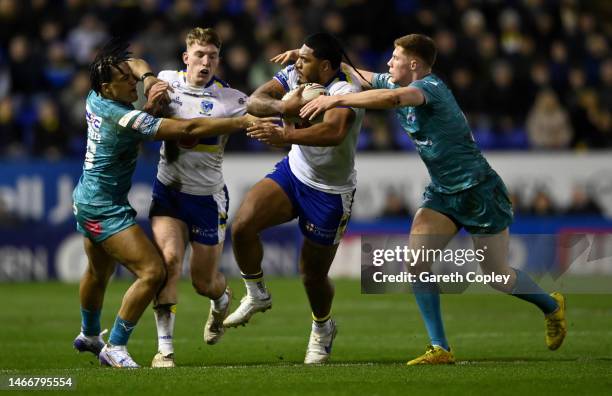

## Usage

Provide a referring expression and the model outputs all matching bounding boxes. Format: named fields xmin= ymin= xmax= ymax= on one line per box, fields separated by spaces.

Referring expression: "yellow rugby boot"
xmin=407 ymin=345 xmax=455 ymax=365
xmin=545 ymin=292 xmax=567 ymax=350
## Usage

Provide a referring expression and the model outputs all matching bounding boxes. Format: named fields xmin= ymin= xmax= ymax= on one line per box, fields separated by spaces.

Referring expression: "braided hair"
xmin=304 ymin=32 xmax=372 ymax=87
xmin=89 ymin=38 xmax=132 ymax=94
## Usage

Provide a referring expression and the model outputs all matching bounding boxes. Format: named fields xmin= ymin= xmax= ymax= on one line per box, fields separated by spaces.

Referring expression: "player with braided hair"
xmin=72 ymin=39 xmax=262 ymax=368
xmin=225 ymin=32 xmax=364 ymax=364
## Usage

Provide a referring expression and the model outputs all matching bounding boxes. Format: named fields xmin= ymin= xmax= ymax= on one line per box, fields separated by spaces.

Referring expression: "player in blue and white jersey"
xmin=148 ymin=28 xmax=249 ymax=368
xmin=298 ymin=33 xmax=567 ymax=365
xmin=224 ymin=33 xmax=365 ymax=364
xmin=72 ymin=40 xmax=260 ymax=368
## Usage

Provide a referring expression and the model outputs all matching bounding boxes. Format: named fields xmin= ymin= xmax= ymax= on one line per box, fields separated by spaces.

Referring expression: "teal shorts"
xmin=73 ymin=202 xmax=137 ymax=243
xmin=421 ymin=173 xmax=514 ymax=235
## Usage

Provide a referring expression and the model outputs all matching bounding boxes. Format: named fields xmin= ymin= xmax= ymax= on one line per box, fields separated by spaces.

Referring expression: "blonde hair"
xmin=185 ymin=27 xmax=221 ymax=49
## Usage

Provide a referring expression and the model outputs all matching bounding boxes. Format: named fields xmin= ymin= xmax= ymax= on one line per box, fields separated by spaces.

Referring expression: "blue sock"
xmin=80 ymin=307 xmax=101 ymax=336
xmin=511 ymin=268 xmax=558 ymax=315
xmin=412 ymin=280 xmax=449 ymax=351
xmin=108 ymin=316 xmax=136 ymax=346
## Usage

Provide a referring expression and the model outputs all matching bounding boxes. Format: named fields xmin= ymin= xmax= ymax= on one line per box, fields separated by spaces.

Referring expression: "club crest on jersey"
xmin=406 ymin=113 xmax=416 ymax=123
xmin=171 ymin=96 xmax=183 ymax=106
xmin=200 ymin=100 xmax=214 ymax=115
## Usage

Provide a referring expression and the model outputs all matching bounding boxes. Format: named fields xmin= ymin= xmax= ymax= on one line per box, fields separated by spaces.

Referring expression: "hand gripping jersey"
xmin=372 ymin=73 xmax=494 ymax=194
xmin=73 ymin=90 xmax=161 ymax=206
xmin=156 ymin=70 xmax=247 ymax=195
xmin=274 ymin=65 xmax=364 ymax=194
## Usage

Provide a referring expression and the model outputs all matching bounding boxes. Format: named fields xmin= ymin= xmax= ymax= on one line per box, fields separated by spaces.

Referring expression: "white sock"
xmin=212 ymin=290 xmax=229 ymax=312
xmin=243 ymin=276 xmax=270 ymax=300
xmin=312 ymin=319 xmax=332 ymax=333
xmin=154 ymin=305 xmax=175 ymax=356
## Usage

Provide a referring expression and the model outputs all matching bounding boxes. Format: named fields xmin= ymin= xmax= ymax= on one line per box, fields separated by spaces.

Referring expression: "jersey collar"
xmin=180 ymin=70 xmax=216 ymax=90
xmin=323 ymin=68 xmax=345 ymax=88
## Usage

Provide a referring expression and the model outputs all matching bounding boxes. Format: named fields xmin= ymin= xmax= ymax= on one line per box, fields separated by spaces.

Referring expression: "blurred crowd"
xmin=0 ymin=0 xmax=610 ymax=159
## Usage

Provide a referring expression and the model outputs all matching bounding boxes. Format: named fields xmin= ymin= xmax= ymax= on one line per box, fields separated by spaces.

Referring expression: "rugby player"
xmin=297 ymin=33 xmax=567 ymax=365
xmin=148 ymin=28 xmax=249 ymax=368
xmin=224 ymin=33 xmax=364 ymax=364
xmin=72 ymin=39 xmax=260 ymax=368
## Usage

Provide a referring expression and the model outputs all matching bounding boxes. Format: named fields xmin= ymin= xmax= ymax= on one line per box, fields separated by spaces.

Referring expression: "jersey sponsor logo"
xmin=85 ymin=107 xmax=102 ymax=133
xmin=238 ymin=96 xmax=246 ymax=105
xmin=133 ymin=113 xmax=158 ymax=135
xmin=132 ymin=112 xmax=148 ymax=129
xmin=88 ymin=129 xmax=101 ymax=142
xmin=304 ymin=222 xmax=337 ymax=240
xmin=425 ymin=80 xmax=439 ymax=86
xmin=183 ymin=91 xmax=206 ymax=98
xmin=414 ymin=137 xmax=433 ymax=146
xmin=191 ymin=225 xmax=218 ymax=239
xmin=118 ymin=110 xmax=141 ymax=127
xmin=199 ymin=100 xmax=214 ymax=115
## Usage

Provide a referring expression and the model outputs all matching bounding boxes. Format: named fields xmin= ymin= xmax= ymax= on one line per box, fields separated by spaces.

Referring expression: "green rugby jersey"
xmin=73 ymin=90 xmax=162 ymax=206
xmin=372 ymin=73 xmax=493 ymax=193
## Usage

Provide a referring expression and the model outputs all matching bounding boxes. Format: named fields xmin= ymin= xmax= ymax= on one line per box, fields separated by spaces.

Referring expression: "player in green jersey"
xmin=286 ymin=33 xmax=566 ymax=364
xmin=72 ymin=40 xmax=261 ymax=368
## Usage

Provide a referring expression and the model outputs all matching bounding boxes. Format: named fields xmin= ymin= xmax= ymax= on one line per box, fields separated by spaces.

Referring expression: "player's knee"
xmin=162 ymin=251 xmax=183 ymax=277
xmin=84 ymin=263 xmax=113 ymax=285
xmin=191 ymin=277 xmax=214 ymax=297
xmin=151 ymin=266 xmax=167 ymax=289
xmin=141 ymin=259 xmax=167 ymax=289
xmin=231 ymin=214 xmax=258 ymax=243
xmin=84 ymin=265 xmax=102 ymax=280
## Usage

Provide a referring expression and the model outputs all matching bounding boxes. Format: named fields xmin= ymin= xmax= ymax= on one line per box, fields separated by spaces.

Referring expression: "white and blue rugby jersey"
xmin=73 ymin=90 xmax=161 ymax=206
xmin=156 ymin=70 xmax=247 ymax=195
xmin=274 ymin=64 xmax=364 ymax=194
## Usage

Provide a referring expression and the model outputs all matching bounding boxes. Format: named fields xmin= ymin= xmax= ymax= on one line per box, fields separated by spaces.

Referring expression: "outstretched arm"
xmin=247 ymin=79 xmax=287 ymax=116
xmin=247 ymin=108 xmax=355 ymax=147
xmin=300 ymin=86 xmax=425 ymax=120
xmin=247 ymin=79 xmax=303 ymax=117
xmin=154 ymin=114 xmax=268 ymax=141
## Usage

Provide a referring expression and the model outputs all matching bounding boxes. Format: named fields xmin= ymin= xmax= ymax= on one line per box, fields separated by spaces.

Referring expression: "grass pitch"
xmin=0 ymin=278 xmax=611 ymax=395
